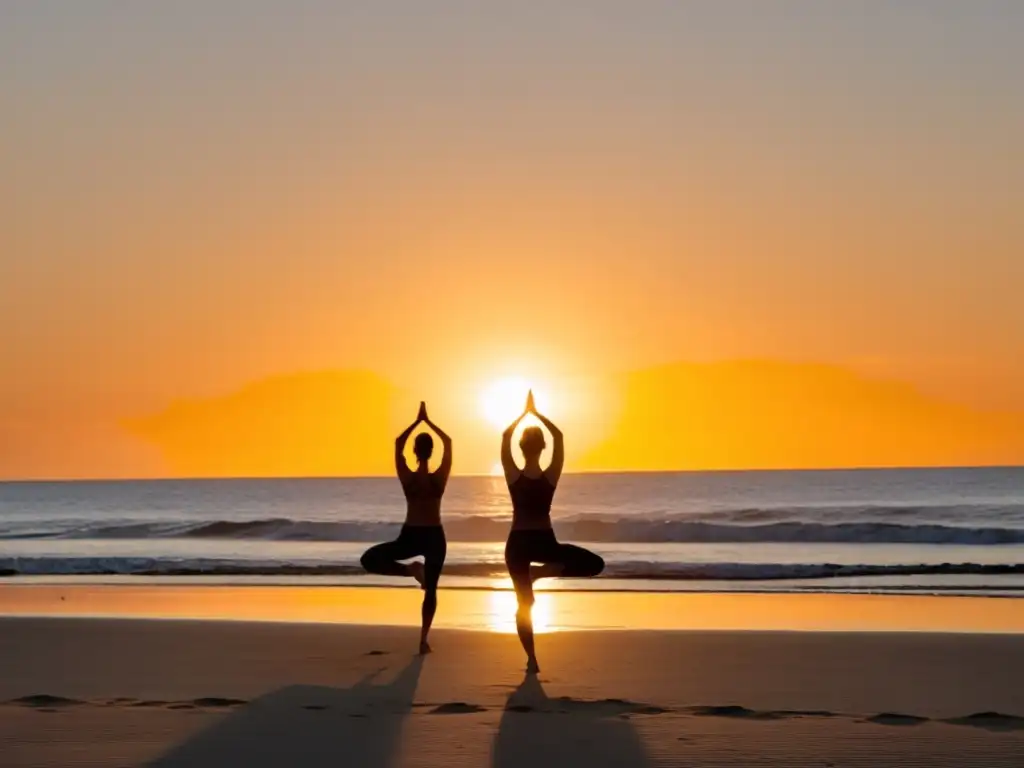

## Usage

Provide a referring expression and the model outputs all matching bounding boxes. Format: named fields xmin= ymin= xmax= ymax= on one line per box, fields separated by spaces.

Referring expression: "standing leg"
xmin=505 ymin=539 xmax=540 ymax=673
xmin=419 ymin=531 xmax=447 ymax=654
xmin=513 ymin=575 xmax=539 ymax=674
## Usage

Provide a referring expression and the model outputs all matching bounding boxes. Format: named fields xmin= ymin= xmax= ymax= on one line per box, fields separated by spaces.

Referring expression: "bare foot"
xmin=408 ymin=561 xmax=425 ymax=588
xmin=526 ymin=657 xmax=540 ymax=674
xmin=419 ymin=640 xmax=432 ymax=655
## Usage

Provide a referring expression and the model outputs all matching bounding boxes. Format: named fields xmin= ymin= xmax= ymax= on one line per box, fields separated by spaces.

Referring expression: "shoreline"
xmin=6 ymin=572 xmax=1024 ymax=597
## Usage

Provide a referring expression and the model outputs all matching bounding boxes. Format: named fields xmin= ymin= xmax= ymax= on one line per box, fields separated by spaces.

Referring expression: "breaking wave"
xmin=4 ymin=556 xmax=1024 ymax=581
xmin=6 ymin=514 xmax=1024 ymax=546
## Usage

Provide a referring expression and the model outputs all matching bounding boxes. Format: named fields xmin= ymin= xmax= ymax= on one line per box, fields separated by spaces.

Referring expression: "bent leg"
xmin=530 ymin=542 xmax=605 ymax=582
xmin=360 ymin=538 xmax=415 ymax=577
xmin=557 ymin=543 xmax=605 ymax=578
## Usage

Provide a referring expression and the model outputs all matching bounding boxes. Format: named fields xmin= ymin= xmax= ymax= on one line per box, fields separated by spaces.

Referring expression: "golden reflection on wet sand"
xmin=486 ymin=578 xmax=557 ymax=633
xmin=3 ymin=584 xmax=1024 ymax=634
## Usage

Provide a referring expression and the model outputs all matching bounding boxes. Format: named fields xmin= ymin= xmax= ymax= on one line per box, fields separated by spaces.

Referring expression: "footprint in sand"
xmin=429 ymin=702 xmax=488 ymax=714
xmin=944 ymin=712 xmax=1024 ymax=732
xmin=773 ymin=709 xmax=838 ymax=718
xmin=552 ymin=697 xmax=671 ymax=716
xmin=689 ymin=705 xmax=780 ymax=720
xmin=631 ymin=705 xmax=671 ymax=715
xmin=10 ymin=695 xmax=84 ymax=709
xmin=191 ymin=697 xmax=247 ymax=708
xmin=866 ymin=712 xmax=929 ymax=726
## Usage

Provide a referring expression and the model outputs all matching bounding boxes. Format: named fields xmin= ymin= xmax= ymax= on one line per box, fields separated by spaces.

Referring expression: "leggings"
xmin=504 ymin=529 xmax=604 ymax=606
xmin=360 ymin=525 xmax=447 ymax=590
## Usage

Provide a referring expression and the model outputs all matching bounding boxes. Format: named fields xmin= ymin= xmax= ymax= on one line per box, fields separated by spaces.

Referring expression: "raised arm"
xmin=530 ymin=408 xmax=565 ymax=486
xmin=500 ymin=411 xmax=528 ymax=485
xmin=424 ymin=416 xmax=453 ymax=488
xmin=394 ymin=404 xmax=425 ymax=483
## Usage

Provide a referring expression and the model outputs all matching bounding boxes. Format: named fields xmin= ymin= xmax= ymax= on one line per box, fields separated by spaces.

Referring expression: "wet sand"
xmin=4 ymin=581 xmax=1024 ymax=633
xmin=2 ymin=587 xmax=1024 ymax=766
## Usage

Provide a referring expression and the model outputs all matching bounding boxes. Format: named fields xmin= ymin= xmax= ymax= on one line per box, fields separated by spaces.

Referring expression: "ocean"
xmin=2 ymin=467 xmax=1023 ymax=595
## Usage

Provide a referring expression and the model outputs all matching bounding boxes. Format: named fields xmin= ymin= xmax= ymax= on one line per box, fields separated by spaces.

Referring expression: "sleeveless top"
xmin=509 ymin=473 xmax=556 ymax=525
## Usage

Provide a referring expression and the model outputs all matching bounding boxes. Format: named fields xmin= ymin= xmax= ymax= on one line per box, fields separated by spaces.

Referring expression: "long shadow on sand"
xmin=149 ymin=656 xmax=424 ymax=768
xmin=492 ymin=674 xmax=653 ymax=768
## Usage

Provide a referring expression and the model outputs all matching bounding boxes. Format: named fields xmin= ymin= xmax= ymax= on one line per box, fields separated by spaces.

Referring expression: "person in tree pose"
xmin=361 ymin=401 xmax=452 ymax=654
xmin=501 ymin=391 xmax=604 ymax=672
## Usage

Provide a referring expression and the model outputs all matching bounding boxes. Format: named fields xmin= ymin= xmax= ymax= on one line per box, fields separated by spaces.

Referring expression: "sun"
xmin=480 ymin=377 xmax=537 ymax=427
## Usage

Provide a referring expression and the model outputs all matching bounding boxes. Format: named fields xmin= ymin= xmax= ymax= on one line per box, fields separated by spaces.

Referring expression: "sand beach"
xmin=2 ymin=586 xmax=1023 ymax=766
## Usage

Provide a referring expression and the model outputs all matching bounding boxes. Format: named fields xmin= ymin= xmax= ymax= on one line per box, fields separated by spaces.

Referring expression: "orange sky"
xmin=114 ymin=362 xmax=1024 ymax=479
xmin=1 ymin=4 xmax=1022 ymax=479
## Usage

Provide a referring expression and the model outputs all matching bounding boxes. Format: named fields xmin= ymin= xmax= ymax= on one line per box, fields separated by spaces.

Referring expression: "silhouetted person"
xmin=361 ymin=402 xmax=452 ymax=654
xmin=501 ymin=391 xmax=604 ymax=672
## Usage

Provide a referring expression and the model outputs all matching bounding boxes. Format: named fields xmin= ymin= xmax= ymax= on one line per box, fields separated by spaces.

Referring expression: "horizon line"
xmin=2 ymin=464 xmax=1022 ymax=485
